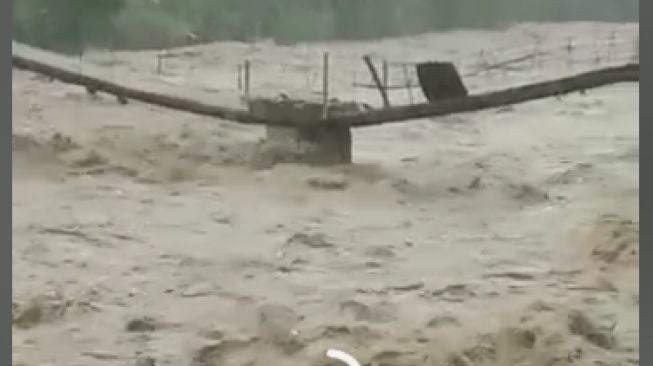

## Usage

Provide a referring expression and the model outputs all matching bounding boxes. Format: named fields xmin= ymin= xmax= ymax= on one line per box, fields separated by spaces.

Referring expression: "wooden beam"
xmin=243 ymin=59 xmax=251 ymax=100
xmin=464 ymin=52 xmax=541 ymax=77
xmin=322 ymin=52 xmax=330 ymax=118
xmin=362 ymin=55 xmax=390 ymax=107
xmin=12 ymin=54 xmax=279 ymax=126
xmin=324 ymin=63 xmax=639 ymax=128
xmin=352 ymin=82 xmax=420 ymax=90
xmin=382 ymin=59 xmax=389 ymax=92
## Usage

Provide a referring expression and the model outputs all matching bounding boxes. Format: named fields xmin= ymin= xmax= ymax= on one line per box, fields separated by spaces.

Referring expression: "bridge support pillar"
xmin=248 ymin=98 xmax=358 ymax=166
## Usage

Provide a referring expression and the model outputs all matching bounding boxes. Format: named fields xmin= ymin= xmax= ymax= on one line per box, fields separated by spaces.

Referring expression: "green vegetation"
xmin=13 ymin=0 xmax=126 ymax=54
xmin=13 ymin=0 xmax=639 ymax=54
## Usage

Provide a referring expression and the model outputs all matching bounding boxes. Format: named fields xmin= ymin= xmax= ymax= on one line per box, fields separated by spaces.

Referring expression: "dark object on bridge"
xmin=416 ymin=61 xmax=468 ymax=102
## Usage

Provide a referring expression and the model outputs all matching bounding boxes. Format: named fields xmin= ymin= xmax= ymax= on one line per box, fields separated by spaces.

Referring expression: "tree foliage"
xmin=13 ymin=0 xmax=125 ymax=54
xmin=13 ymin=0 xmax=639 ymax=52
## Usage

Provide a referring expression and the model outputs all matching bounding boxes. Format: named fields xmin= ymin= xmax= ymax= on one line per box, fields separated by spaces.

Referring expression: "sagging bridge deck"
xmin=12 ymin=52 xmax=639 ymax=165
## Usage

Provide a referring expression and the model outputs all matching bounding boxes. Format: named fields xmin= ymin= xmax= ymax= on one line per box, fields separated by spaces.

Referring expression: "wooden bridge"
xmin=12 ymin=52 xmax=639 ymax=165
